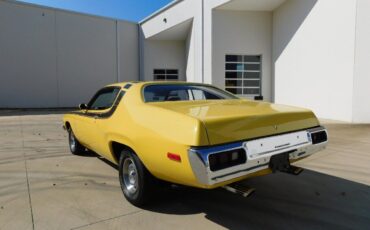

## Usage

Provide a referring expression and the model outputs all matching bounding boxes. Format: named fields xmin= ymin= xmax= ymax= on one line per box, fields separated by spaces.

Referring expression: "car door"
xmin=78 ymin=87 xmax=121 ymax=153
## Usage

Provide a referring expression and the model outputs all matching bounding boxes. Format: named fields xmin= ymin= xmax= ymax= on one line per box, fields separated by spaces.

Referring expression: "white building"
xmin=1 ymin=0 xmax=370 ymax=123
xmin=0 ymin=0 xmax=138 ymax=108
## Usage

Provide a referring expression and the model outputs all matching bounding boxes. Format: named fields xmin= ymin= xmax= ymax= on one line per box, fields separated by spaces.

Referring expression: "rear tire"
xmin=68 ymin=128 xmax=85 ymax=155
xmin=118 ymin=150 xmax=156 ymax=206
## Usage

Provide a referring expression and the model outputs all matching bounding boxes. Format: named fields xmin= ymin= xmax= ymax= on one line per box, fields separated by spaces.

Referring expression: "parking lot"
xmin=0 ymin=111 xmax=369 ymax=230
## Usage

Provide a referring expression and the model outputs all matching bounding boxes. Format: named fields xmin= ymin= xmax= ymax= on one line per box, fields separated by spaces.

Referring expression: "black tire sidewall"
xmin=118 ymin=150 xmax=151 ymax=206
xmin=68 ymin=128 xmax=84 ymax=154
xmin=68 ymin=129 xmax=75 ymax=154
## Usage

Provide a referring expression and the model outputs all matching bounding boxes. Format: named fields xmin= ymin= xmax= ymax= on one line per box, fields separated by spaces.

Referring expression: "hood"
xmin=150 ymin=99 xmax=319 ymax=145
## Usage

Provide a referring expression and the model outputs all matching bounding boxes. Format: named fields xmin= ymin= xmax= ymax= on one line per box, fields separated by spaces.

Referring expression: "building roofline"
xmin=139 ymin=0 xmax=183 ymax=25
xmin=6 ymin=0 xmax=137 ymax=24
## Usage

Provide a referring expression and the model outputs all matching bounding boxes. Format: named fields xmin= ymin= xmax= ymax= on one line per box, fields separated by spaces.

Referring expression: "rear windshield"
xmin=143 ymin=84 xmax=238 ymax=102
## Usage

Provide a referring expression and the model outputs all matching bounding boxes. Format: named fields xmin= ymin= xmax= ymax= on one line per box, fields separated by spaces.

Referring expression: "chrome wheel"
xmin=122 ymin=158 xmax=138 ymax=195
xmin=67 ymin=128 xmax=84 ymax=155
xmin=69 ymin=131 xmax=76 ymax=152
xmin=118 ymin=150 xmax=157 ymax=206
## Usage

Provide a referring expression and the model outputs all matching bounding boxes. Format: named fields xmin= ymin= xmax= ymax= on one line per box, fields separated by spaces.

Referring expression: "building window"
xmin=225 ymin=55 xmax=261 ymax=96
xmin=153 ymin=69 xmax=179 ymax=81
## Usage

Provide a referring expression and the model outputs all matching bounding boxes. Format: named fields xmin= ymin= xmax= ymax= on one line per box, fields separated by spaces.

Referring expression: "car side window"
xmin=191 ymin=89 xmax=206 ymax=100
xmin=88 ymin=87 xmax=120 ymax=110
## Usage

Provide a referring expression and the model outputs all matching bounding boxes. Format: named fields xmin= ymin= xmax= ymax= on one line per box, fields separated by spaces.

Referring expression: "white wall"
xmin=353 ymin=0 xmax=370 ymax=123
xmin=212 ymin=10 xmax=273 ymax=101
xmin=140 ymin=0 xmax=232 ymax=84
xmin=56 ymin=11 xmax=117 ymax=107
xmin=140 ymin=0 xmax=196 ymax=39
xmin=185 ymin=21 xmax=196 ymax=82
xmin=140 ymin=0 xmax=203 ymax=83
xmin=0 ymin=1 xmax=58 ymax=107
xmin=203 ymin=0 xmax=232 ymax=84
xmin=142 ymin=40 xmax=186 ymax=81
xmin=118 ymin=21 xmax=139 ymax=83
xmin=273 ymin=0 xmax=357 ymax=122
xmin=0 ymin=1 xmax=139 ymax=108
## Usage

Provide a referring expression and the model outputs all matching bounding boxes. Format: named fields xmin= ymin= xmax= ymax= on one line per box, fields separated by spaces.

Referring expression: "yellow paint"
xmin=63 ymin=82 xmax=320 ymax=188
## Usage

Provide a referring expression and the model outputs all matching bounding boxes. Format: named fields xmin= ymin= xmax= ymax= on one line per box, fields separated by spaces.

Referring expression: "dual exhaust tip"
xmin=223 ymin=163 xmax=303 ymax=198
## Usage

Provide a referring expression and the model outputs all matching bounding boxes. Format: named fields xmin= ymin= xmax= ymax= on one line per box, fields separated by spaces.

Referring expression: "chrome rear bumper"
xmin=188 ymin=126 xmax=328 ymax=186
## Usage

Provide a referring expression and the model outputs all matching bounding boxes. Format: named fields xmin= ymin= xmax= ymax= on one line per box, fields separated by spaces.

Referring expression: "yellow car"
xmin=63 ymin=82 xmax=328 ymax=206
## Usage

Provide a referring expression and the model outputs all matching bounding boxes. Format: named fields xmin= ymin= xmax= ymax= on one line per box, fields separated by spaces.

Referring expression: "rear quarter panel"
xmin=103 ymin=86 xmax=210 ymax=187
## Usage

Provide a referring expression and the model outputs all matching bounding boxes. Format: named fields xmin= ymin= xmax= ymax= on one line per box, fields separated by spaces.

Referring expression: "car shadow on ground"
xmin=95 ymin=154 xmax=370 ymax=229
xmin=144 ymin=170 xmax=370 ymax=230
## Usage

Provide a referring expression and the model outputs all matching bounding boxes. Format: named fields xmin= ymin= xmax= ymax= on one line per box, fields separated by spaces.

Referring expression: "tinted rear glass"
xmin=143 ymin=84 xmax=238 ymax=102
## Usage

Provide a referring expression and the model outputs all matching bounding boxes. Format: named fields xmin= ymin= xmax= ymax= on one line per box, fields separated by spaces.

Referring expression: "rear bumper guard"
xmin=188 ymin=126 xmax=328 ymax=186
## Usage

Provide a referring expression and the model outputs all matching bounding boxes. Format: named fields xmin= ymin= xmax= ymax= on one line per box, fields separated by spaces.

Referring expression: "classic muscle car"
xmin=63 ymin=82 xmax=328 ymax=206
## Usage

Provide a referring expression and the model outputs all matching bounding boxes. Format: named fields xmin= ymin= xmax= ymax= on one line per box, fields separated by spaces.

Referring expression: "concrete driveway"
xmin=0 ymin=111 xmax=369 ymax=230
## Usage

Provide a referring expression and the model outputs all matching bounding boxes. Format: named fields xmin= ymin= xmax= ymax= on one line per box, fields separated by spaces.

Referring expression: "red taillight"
xmin=167 ymin=152 xmax=181 ymax=162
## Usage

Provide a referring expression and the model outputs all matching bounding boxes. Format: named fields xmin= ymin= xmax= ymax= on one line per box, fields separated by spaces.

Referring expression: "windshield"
xmin=143 ymin=84 xmax=238 ymax=102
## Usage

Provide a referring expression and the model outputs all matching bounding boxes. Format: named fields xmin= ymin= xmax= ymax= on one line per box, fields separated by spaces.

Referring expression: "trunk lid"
xmin=150 ymin=99 xmax=319 ymax=145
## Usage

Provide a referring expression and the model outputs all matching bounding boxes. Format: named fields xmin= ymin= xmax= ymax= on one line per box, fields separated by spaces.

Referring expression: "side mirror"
xmin=79 ymin=103 xmax=87 ymax=110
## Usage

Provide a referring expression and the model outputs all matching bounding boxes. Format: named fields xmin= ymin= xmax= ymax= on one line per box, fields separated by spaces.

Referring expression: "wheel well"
xmin=65 ymin=122 xmax=71 ymax=130
xmin=111 ymin=141 xmax=135 ymax=163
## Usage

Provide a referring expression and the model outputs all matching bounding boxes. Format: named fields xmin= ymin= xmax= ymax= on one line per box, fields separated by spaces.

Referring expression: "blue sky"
xmin=17 ymin=0 xmax=173 ymax=22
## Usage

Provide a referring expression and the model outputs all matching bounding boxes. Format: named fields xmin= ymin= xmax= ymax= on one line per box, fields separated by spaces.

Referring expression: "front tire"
xmin=118 ymin=150 xmax=156 ymax=206
xmin=68 ymin=128 xmax=85 ymax=155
